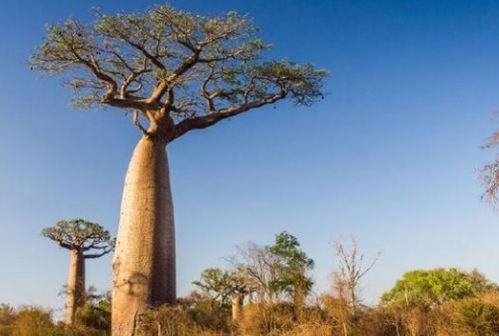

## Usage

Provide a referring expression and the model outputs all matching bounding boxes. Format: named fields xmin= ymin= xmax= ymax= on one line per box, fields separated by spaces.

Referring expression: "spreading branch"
xmin=42 ymin=219 xmax=115 ymax=257
xmin=31 ymin=5 xmax=327 ymax=141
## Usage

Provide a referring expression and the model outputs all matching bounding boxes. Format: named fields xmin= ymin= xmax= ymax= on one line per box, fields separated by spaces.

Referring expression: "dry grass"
xmin=5 ymin=290 xmax=499 ymax=335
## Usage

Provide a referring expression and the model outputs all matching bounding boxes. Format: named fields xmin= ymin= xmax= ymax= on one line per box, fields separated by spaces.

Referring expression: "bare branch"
xmin=132 ymin=110 xmax=150 ymax=136
xmin=84 ymin=248 xmax=113 ymax=259
xmin=333 ymin=238 xmax=381 ymax=312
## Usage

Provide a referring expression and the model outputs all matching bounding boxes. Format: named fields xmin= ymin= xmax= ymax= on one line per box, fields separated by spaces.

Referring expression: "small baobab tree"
xmin=42 ymin=219 xmax=114 ymax=325
xmin=193 ymin=267 xmax=249 ymax=322
xmin=31 ymin=5 xmax=327 ymax=334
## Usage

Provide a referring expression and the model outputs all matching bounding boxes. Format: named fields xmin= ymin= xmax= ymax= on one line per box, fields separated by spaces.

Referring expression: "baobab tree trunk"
xmin=65 ymin=249 xmax=85 ymax=325
xmin=112 ymin=136 xmax=175 ymax=336
xmin=231 ymin=293 xmax=244 ymax=322
xmin=349 ymin=286 xmax=357 ymax=314
xmin=294 ymin=287 xmax=305 ymax=321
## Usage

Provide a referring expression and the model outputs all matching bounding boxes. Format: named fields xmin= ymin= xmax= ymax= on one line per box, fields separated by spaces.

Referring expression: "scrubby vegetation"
xmin=3 ymin=232 xmax=499 ymax=336
xmin=0 ymin=299 xmax=110 ymax=336
xmin=5 ymin=286 xmax=499 ymax=335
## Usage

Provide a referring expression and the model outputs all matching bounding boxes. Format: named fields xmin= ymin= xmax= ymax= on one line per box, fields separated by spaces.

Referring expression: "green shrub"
xmin=76 ymin=295 xmax=111 ymax=332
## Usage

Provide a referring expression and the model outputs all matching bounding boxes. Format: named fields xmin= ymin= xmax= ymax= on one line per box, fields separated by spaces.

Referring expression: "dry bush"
xmin=137 ymin=302 xmax=230 ymax=336
xmin=6 ymin=289 xmax=499 ymax=336
xmin=393 ymin=305 xmax=432 ymax=336
xmin=59 ymin=324 xmax=104 ymax=336
xmin=10 ymin=306 xmax=55 ymax=336
xmin=271 ymin=304 xmax=332 ymax=336
xmin=319 ymin=294 xmax=350 ymax=334
xmin=453 ymin=298 xmax=499 ymax=336
xmin=0 ymin=305 xmax=102 ymax=336
xmin=477 ymin=289 xmax=499 ymax=306
xmin=0 ymin=305 xmax=15 ymax=336
xmin=349 ymin=308 xmax=398 ymax=336
xmin=377 ymin=304 xmax=456 ymax=336
xmin=275 ymin=323 xmax=333 ymax=336
xmin=240 ymin=303 xmax=296 ymax=336
xmin=430 ymin=306 xmax=457 ymax=336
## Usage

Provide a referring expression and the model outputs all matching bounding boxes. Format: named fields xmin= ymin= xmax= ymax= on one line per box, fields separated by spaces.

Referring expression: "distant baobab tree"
xmin=42 ymin=219 xmax=114 ymax=325
xmin=31 ymin=4 xmax=327 ymax=334
xmin=193 ymin=268 xmax=249 ymax=322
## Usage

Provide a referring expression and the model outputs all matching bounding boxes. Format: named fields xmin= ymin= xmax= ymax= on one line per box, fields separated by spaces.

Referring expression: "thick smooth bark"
xmin=112 ymin=136 xmax=175 ymax=336
xmin=65 ymin=249 xmax=85 ymax=325
xmin=231 ymin=293 xmax=244 ymax=322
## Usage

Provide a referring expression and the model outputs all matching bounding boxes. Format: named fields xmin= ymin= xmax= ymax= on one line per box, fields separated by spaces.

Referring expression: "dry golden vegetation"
xmin=3 ymin=233 xmax=499 ymax=336
xmin=4 ymin=291 xmax=499 ymax=336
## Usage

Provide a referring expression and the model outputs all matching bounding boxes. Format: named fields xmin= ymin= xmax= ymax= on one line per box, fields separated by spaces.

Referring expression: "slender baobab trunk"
xmin=112 ymin=136 xmax=175 ymax=336
xmin=294 ymin=287 xmax=305 ymax=321
xmin=231 ymin=293 xmax=244 ymax=322
xmin=65 ymin=249 xmax=85 ymax=325
xmin=349 ymin=287 xmax=357 ymax=314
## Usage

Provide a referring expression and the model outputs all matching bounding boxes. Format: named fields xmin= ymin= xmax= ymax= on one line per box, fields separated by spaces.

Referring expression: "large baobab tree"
xmin=31 ymin=5 xmax=327 ymax=334
xmin=42 ymin=219 xmax=114 ymax=325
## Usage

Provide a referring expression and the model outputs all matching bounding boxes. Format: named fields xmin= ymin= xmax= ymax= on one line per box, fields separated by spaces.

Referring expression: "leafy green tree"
xmin=193 ymin=268 xmax=236 ymax=307
xmin=31 ymin=5 xmax=327 ymax=334
xmin=381 ymin=268 xmax=495 ymax=307
xmin=76 ymin=291 xmax=111 ymax=333
xmin=42 ymin=219 xmax=114 ymax=325
xmin=267 ymin=231 xmax=314 ymax=319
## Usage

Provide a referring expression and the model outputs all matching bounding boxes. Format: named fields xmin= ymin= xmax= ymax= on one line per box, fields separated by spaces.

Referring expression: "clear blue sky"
xmin=1 ymin=0 xmax=499 ymax=316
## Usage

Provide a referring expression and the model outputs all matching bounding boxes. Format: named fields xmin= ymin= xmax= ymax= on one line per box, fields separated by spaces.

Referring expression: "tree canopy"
xmin=31 ymin=5 xmax=327 ymax=141
xmin=266 ymin=231 xmax=314 ymax=298
xmin=192 ymin=268 xmax=247 ymax=307
xmin=41 ymin=219 xmax=115 ymax=258
xmin=380 ymin=268 xmax=496 ymax=307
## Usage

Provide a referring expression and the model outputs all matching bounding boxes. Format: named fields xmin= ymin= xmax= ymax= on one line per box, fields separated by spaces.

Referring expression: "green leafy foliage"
xmin=380 ymin=268 xmax=495 ymax=307
xmin=75 ymin=292 xmax=111 ymax=332
xmin=41 ymin=219 xmax=114 ymax=256
xmin=266 ymin=232 xmax=314 ymax=300
xmin=192 ymin=268 xmax=246 ymax=307
xmin=30 ymin=4 xmax=327 ymax=135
